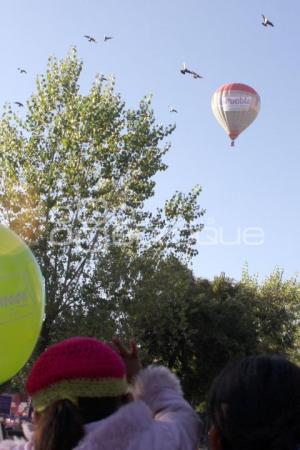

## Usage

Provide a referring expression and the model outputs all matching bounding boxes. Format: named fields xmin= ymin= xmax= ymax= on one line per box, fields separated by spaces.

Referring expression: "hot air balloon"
xmin=211 ymin=83 xmax=260 ymax=147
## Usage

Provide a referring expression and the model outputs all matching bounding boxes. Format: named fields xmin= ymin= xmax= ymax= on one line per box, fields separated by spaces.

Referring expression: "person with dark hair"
xmin=207 ymin=355 xmax=300 ymax=450
xmin=0 ymin=336 xmax=200 ymax=450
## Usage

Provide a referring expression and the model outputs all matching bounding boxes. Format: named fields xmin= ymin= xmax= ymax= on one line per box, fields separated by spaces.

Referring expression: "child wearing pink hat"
xmin=0 ymin=337 xmax=201 ymax=450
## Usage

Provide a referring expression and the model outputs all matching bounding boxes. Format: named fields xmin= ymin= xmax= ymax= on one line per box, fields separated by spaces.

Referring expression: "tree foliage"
xmin=0 ymin=48 xmax=204 ymax=353
xmin=53 ymin=252 xmax=300 ymax=405
xmin=111 ymin=261 xmax=299 ymax=405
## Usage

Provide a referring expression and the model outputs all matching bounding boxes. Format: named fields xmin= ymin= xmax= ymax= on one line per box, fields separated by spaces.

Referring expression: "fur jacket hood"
xmin=0 ymin=366 xmax=201 ymax=450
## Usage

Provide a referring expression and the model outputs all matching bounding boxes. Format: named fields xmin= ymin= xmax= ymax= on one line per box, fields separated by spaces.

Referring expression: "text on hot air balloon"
xmin=222 ymin=95 xmax=252 ymax=111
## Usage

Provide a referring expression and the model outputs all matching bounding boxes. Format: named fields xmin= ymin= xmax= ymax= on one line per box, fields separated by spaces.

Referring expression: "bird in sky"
xmin=180 ymin=62 xmax=188 ymax=75
xmin=104 ymin=35 xmax=113 ymax=42
xmin=14 ymin=101 xmax=24 ymax=107
xmin=17 ymin=68 xmax=27 ymax=74
xmin=96 ymin=74 xmax=108 ymax=82
xmin=262 ymin=14 xmax=274 ymax=27
xmin=169 ymin=106 xmax=178 ymax=113
xmin=180 ymin=63 xmax=203 ymax=79
xmin=84 ymin=35 xmax=97 ymax=43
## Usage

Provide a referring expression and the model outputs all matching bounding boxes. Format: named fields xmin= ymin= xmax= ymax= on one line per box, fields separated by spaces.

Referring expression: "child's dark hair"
xmin=208 ymin=355 xmax=300 ymax=450
xmin=34 ymin=396 xmax=124 ymax=450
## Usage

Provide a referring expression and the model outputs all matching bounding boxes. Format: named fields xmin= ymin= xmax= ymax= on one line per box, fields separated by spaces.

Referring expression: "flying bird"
xmin=169 ymin=106 xmax=178 ymax=113
xmin=180 ymin=62 xmax=187 ymax=75
xmin=262 ymin=14 xmax=274 ymax=27
xmin=14 ymin=101 xmax=24 ymax=107
xmin=84 ymin=35 xmax=97 ymax=43
xmin=96 ymin=74 xmax=108 ymax=82
xmin=104 ymin=35 xmax=113 ymax=42
xmin=17 ymin=68 xmax=27 ymax=74
xmin=180 ymin=63 xmax=203 ymax=79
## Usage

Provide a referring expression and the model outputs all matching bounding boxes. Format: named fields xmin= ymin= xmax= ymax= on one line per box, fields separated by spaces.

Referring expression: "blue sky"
xmin=0 ymin=0 xmax=299 ymax=281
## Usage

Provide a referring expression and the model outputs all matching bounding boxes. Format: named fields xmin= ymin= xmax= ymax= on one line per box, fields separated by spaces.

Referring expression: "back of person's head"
xmin=208 ymin=355 xmax=300 ymax=450
xmin=26 ymin=337 xmax=128 ymax=450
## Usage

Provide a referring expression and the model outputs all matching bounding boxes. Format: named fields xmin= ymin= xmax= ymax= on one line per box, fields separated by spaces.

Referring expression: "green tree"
xmin=127 ymin=269 xmax=260 ymax=405
xmin=241 ymin=266 xmax=300 ymax=355
xmin=0 ymin=48 xmax=204 ymax=354
xmin=122 ymin=263 xmax=300 ymax=405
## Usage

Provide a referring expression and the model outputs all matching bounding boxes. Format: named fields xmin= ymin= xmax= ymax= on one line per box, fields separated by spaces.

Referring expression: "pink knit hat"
xmin=27 ymin=337 xmax=127 ymax=411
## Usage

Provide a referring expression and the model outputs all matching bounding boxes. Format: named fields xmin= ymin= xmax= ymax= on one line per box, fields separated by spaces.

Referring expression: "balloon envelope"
xmin=0 ymin=225 xmax=44 ymax=383
xmin=211 ymin=83 xmax=260 ymax=146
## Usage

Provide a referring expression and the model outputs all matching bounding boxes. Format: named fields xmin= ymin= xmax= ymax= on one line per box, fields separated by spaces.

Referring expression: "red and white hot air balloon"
xmin=211 ymin=83 xmax=261 ymax=147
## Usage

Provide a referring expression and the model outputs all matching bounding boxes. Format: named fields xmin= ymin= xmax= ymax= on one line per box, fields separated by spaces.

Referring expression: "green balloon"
xmin=0 ymin=225 xmax=45 ymax=383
